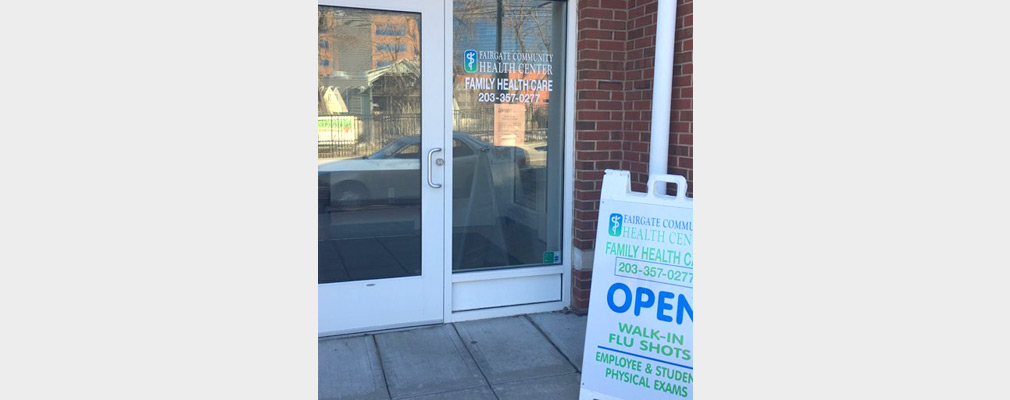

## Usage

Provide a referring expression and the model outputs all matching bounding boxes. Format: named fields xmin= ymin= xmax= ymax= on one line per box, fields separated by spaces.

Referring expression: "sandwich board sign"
xmin=579 ymin=170 xmax=693 ymax=400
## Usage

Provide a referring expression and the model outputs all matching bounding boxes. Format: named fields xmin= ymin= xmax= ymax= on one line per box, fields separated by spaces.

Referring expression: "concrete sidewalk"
xmin=319 ymin=312 xmax=588 ymax=400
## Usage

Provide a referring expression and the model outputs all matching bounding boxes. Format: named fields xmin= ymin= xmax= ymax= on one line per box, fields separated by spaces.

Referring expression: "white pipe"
xmin=649 ymin=0 xmax=677 ymax=192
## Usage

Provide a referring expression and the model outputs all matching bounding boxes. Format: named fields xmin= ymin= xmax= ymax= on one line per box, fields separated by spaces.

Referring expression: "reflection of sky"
xmin=452 ymin=1 xmax=561 ymax=67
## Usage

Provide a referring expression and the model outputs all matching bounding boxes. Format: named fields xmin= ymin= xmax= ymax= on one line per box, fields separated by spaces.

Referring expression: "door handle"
xmin=427 ymin=147 xmax=443 ymax=188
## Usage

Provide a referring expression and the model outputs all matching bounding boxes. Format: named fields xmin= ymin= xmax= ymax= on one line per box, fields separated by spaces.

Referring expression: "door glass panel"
xmin=319 ymin=6 xmax=422 ymax=283
xmin=452 ymin=0 xmax=567 ymax=272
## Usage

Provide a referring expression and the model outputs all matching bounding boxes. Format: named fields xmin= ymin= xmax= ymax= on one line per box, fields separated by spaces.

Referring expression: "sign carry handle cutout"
xmin=579 ymin=170 xmax=693 ymax=400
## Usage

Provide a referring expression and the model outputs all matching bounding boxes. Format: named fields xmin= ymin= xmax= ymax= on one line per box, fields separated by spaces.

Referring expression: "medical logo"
xmin=608 ymin=213 xmax=623 ymax=236
xmin=463 ymin=49 xmax=478 ymax=73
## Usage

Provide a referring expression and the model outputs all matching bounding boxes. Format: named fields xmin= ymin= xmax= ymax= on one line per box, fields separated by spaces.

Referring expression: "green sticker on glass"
xmin=543 ymin=251 xmax=560 ymax=264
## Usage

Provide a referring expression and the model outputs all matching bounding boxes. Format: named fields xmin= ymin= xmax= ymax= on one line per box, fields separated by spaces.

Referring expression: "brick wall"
xmin=571 ymin=0 xmax=693 ymax=313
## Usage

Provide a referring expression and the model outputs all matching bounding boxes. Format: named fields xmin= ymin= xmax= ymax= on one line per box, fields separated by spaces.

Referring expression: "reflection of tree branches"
xmin=454 ymin=0 xmax=554 ymax=55
xmin=505 ymin=1 xmax=554 ymax=55
xmin=528 ymin=2 xmax=553 ymax=51
xmin=503 ymin=0 xmax=555 ymax=81
xmin=505 ymin=0 xmax=531 ymax=60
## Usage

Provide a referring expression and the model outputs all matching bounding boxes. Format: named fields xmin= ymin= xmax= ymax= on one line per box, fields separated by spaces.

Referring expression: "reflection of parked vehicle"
xmin=319 ymin=132 xmax=528 ymax=211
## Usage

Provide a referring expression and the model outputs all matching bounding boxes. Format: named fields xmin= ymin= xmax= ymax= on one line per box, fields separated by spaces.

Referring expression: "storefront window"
xmin=452 ymin=0 xmax=567 ymax=272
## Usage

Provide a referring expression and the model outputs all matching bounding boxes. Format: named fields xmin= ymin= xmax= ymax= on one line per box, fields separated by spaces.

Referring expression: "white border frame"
xmin=443 ymin=0 xmax=577 ymax=323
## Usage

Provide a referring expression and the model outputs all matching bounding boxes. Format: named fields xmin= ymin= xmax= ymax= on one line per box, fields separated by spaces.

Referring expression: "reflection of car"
xmin=319 ymin=132 xmax=528 ymax=211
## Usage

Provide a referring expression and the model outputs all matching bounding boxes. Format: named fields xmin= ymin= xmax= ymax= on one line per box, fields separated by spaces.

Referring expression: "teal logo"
xmin=541 ymin=251 xmax=557 ymax=264
xmin=608 ymin=213 xmax=623 ymax=236
xmin=463 ymin=49 xmax=478 ymax=73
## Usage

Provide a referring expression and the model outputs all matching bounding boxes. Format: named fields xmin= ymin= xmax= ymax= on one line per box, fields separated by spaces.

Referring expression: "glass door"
xmin=318 ymin=0 xmax=445 ymax=336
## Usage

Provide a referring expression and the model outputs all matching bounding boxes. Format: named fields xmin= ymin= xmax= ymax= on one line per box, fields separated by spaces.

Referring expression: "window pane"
xmin=319 ymin=6 xmax=423 ymax=283
xmin=451 ymin=0 xmax=567 ymax=272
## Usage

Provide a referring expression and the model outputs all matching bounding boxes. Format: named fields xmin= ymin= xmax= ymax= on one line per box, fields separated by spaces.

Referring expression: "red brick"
xmin=581 ymin=28 xmax=614 ymax=40
xmin=578 ymin=111 xmax=611 ymax=120
xmin=600 ymin=0 xmax=627 ymax=9
xmin=580 ymin=8 xmax=614 ymax=20
xmin=596 ymin=141 xmax=622 ymax=151
xmin=596 ymin=121 xmax=622 ymax=130
xmin=578 ymin=91 xmax=610 ymax=100
xmin=579 ymin=70 xmax=611 ymax=80
xmin=677 ymin=3 xmax=692 ymax=17
xmin=598 ymin=81 xmax=623 ymax=91
xmin=577 ymin=131 xmax=609 ymax=141
xmin=627 ymin=49 xmax=644 ymax=61
xmin=575 ymin=189 xmax=602 ymax=200
xmin=676 ymin=27 xmax=692 ymax=41
xmin=580 ymin=49 xmax=614 ymax=61
xmin=629 ymin=4 xmax=645 ymax=18
xmin=645 ymin=1 xmax=658 ymax=14
xmin=599 ymin=61 xmax=622 ymax=71
xmin=597 ymin=100 xmax=622 ymax=110
xmin=599 ymin=40 xmax=624 ymax=51
xmin=578 ymin=40 xmax=599 ymax=50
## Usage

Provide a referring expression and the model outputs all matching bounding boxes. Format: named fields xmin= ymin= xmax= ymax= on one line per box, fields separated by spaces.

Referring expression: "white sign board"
xmin=580 ymin=170 xmax=693 ymax=400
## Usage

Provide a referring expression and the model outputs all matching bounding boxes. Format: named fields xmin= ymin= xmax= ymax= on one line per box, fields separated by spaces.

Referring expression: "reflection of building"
xmin=366 ymin=60 xmax=420 ymax=113
xmin=319 ymin=9 xmax=420 ymax=74
xmin=371 ymin=15 xmax=420 ymax=69
xmin=319 ymin=9 xmax=422 ymax=116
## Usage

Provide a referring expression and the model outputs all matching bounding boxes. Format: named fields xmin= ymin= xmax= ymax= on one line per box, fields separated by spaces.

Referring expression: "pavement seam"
xmin=396 ymin=386 xmax=493 ymax=400
xmin=524 ymin=314 xmax=581 ymax=372
xmin=496 ymin=370 xmax=581 ymax=386
xmin=371 ymin=334 xmax=394 ymax=400
xmin=451 ymin=322 xmax=501 ymax=400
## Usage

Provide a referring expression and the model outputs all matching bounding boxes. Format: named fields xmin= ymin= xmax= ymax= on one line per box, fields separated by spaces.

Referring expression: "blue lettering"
xmin=607 ymin=283 xmax=632 ymax=313
xmin=607 ymin=283 xmax=693 ymax=325
xmin=677 ymin=294 xmax=693 ymax=324
xmin=657 ymin=290 xmax=675 ymax=322
xmin=634 ymin=287 xmax=655 ymax=316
